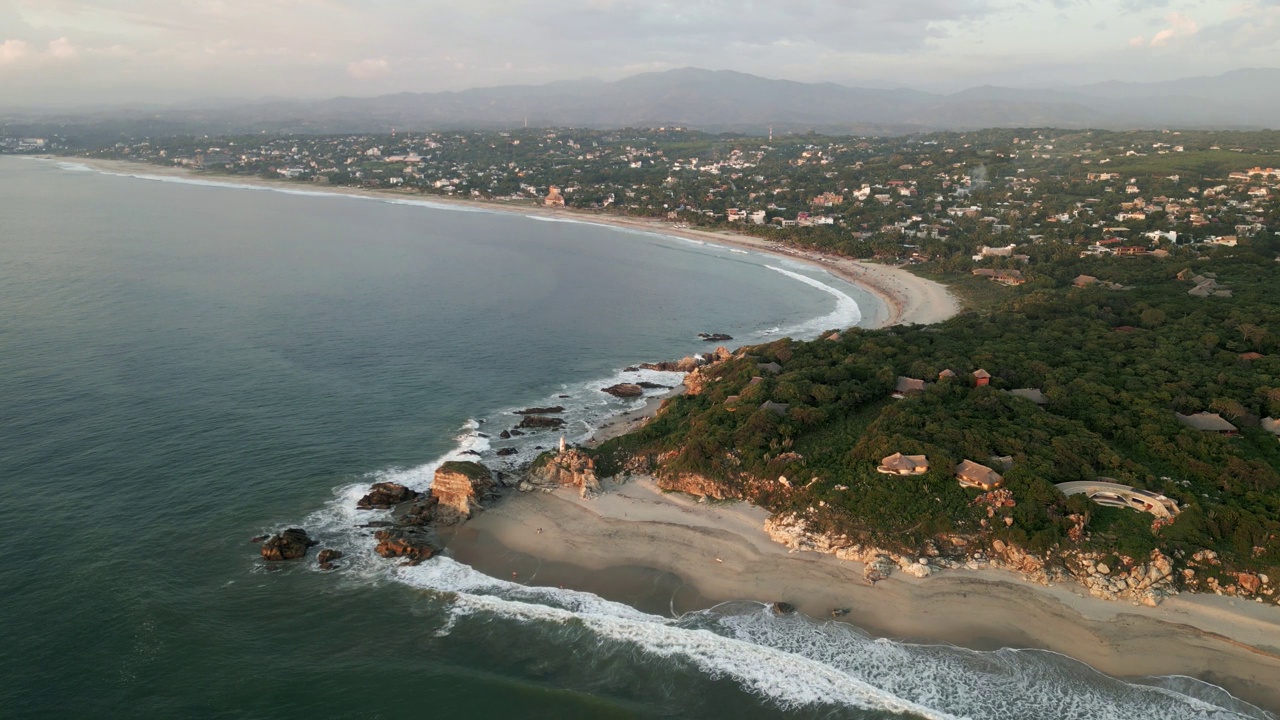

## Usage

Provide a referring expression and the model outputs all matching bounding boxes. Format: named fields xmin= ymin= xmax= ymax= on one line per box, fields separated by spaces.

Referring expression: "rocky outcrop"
xmin=260 ymin=528 xmax=317 ymax=561
xmin=527 ymin=448 xmax=601 ymax=498
xmin=431 ymin=461 xmax=495 ymax=523
xmin=764 ymin=512 xmax=1189 ymax=606
xmin=603 ymin=383 xmax=644 ymax=398
xmin=317 ymin=548 xmax=343 ymax=570
xmin=518 ymin=415 xmax=565 ymax=430
xmin=699 ymin=333 xmax=734 ymax=342
xmin=398 ymin=494 xmax=440 ymax=526
xmin=656 ymin=471 xmax=736 ymax=500
xmin=1054 ymin=545 xmax=1178 ymax=606
xmin=374 ymin=527 xmax=436 ymax=565
xmin=515 ymin=406 xmax=564 ymax=415
xmin=356 ymin=482 xmax=417 ymax=510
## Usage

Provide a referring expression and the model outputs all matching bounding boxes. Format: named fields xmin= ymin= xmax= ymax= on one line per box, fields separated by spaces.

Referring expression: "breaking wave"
xmin=762 ymin=265 xmax=863 ymax=338
xmin=390 ymin=558 xmax=1272 ymax=720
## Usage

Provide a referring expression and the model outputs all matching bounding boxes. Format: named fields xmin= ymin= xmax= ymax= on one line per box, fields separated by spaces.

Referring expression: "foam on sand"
xmin=394 ymin=557 xmax=1271 ymax=719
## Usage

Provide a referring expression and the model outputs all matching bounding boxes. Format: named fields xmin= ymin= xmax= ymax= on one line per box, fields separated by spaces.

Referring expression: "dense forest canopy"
xmin=598 ymin=241 xmax=1280 ymax=588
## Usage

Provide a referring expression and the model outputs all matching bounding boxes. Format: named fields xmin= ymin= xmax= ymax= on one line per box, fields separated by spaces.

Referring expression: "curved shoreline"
xmin=49 ymin=157 xmax=959 ymax=330
xmin=49 ymin=157 xmax=1279 ymax=713
xmin=448 ymin=477 xmax=1280 ymax=714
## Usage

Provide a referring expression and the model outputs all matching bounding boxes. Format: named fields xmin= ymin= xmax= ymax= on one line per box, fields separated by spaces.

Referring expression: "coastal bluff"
xmin=432 ymin=461 xmax=497 ymax=523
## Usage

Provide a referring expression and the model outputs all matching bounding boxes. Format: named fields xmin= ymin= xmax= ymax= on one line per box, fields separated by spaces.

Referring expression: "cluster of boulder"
xmin=763 ymin=512 xmax=1209 ymax=606
xmin=523 ymin=448 xmax=601 ymax=498
xmin=256 ymin=460 xmax=500 ymax=569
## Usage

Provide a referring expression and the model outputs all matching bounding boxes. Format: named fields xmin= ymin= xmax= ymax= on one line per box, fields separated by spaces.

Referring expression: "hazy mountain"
xmin=9 ymin=67 xmax=1280 ymax=137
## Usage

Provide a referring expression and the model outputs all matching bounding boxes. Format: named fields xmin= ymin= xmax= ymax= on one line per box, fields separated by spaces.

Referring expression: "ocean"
xmin=0 ymin=156 xmax=1271 ymax=719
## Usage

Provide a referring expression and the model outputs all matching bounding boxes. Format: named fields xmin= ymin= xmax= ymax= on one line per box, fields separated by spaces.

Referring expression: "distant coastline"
xmin=52 ymin=156 xmax=959 ymax=330
xmin=48 ymin=156 xmax=1280 ymax=714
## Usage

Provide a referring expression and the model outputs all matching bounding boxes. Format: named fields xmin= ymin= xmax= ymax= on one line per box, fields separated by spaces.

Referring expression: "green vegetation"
xmin=437 ymin=460 xmax=491 ymax=480
xmin=597 ymin=242 xmax=1280 ymax=585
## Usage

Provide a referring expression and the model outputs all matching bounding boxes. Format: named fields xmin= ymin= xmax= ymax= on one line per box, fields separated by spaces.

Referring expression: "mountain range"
xmin=9 ymin=67 xmax=1280 ymax=136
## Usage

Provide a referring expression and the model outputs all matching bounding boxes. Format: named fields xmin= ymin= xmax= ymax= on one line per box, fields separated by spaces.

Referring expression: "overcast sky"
xmin=1 ymin=0 xmax=1278 ymax=107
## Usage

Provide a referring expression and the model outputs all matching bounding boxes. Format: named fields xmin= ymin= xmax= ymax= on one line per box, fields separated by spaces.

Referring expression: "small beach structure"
xmin=760 ymin=401 xmax=790 ymax=415
xmin=955 ymin=460 xmax=1004 ymax=490
xmin=544 ymin=185 xmax=566 ymax=207
xmin=757 ymin=362 xmax=782 ymax=375
xmin=1009 ymin=388 xmax=1049 ymax=405
xmin=1175 ymin=412 xmax=1238 ymax=436
xmin=1073 ymin=275 xmax=1098 ymax=288
xmin=1056 ymin=480 xmax=1180 ymax=518
xmin=938 ymin=369 xmax=957 ymax=380
xmin=878 ymin=453 xmax=930 ymax=476
xmin=893 ymin=376 xmax=926 ymax=399
xmin=972 ymin=369 xmax=991 ymax=387
xmin=1262 ymin=417 xmax=1280 ymax=440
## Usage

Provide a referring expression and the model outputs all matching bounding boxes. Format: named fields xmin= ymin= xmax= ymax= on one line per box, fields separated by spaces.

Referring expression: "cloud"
xmin=1149 ymin=11 xmax=1199 ymax=45
xmin=0 ymin=38 xmax=31 ymax=64
xmin=47 ymin=37 xmax=78 ymax=59
xmin=347 ymin=57 xmax=390 ymax=81
xmin=1129 ymin=10 xmax=1198 ymax=47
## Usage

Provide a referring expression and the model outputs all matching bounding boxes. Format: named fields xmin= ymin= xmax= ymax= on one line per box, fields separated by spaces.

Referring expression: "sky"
xmin=0 ymin=0 xmax=1278 ymax=107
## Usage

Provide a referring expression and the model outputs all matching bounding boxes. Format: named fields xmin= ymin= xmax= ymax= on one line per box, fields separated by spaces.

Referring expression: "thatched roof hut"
xmin=955 ymin=460 xmax=1004 ymax=490
xmin=877 ymin=453 xmax=930 ymax=476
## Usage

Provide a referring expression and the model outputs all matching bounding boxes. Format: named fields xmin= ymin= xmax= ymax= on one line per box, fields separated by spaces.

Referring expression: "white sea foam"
xmin=399 ymin=557 xmax=955 ymax=719
xmin=762 ymin=265 xmax=863 ymax=338
xmin=478 ymin=365 xmax=686 ymax=471
xmin=391 ymin=558 xmax=1274 ymax=719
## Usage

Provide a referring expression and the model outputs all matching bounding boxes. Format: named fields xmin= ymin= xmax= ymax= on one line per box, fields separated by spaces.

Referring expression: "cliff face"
xmin=431 ymin=461 xmax=495 ymax=523
xmin=526 ymin=448 xmax=601 ymax=498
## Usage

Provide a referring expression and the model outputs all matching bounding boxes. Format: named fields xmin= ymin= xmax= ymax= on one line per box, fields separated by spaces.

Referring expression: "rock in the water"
xmin=518 ymin=415 xmax=566 ymax=430
xmin=831 ymin=608 xmax=850 ymax=617
xmin=515 ymin=406 xmax=565 ymax=415
xmin=317 ymin=548 xmax=343 ymax=569
xmin=636 ymin=381 xmax=670 ymax=389
xmin=431 ymin=461 xmax=496 ymax=523
xmin=260 ymin=528 xmax=317 ymax=561
xmin=497 ymin=447 xmax=519 ymax=457
xmin=250 ymin=535 xmax=268 ymax=544
xmin=398 ymin=494 xmax=440 ymax=526
xmin=771 ymin=602 xmax=796 ymax=615
xmin=373 ymin=527 xmax=436 ymax=565
xmin=698 ymin=333 xmax=734 ymax=342
xmin=527 ymin=448 xmax=602 ymax=498
xmin=602 ymin=383 xmax=644 ymax=398
xmin=499 ymin=430 xmax=511 ymax=439
xmin=356 ymin=482 xmax=417 ymax=510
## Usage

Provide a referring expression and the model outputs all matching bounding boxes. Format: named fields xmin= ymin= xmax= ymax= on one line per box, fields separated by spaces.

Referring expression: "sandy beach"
xmin=53 ymin=156 xmax=959 ymax=330
xmin=448 ymin=479 xmax=1280 ymax=712
xmin=55 ymin=155 xmax=1280 ymax=711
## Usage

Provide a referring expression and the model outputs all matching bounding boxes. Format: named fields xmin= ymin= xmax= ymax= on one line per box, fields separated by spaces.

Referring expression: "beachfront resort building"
xmin=892 ymin=376 xmax=926 ymax=399
xmin=877 ymin=453 xmax=930 ymax=476
xmin=955 ymin=460 xmax=1004 ymax=490
xmin=1056 ymin=480 xmax=1180 ymax=518
xmin=545 ymin=185 xmax=566 ymax=207
xmin=1175 ymin=412 xmax=1239 ymax=436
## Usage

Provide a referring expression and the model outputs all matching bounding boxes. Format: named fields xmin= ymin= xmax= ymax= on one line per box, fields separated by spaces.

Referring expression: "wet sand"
xmin=447 ymin=479 xmax=1280 ymax=712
